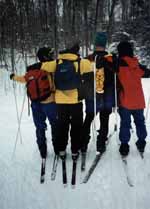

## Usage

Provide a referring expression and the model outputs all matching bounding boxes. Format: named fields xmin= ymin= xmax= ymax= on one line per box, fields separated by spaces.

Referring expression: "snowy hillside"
xmin=0 ymin=69 xmax=150 ymax=209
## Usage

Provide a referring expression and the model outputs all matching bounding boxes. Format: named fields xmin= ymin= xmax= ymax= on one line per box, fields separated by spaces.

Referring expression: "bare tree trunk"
xmin=121 ymin=0 xmax=130 ymax=22
xmin=54 ymin=1 xmax=58 ymax=55
xmin=107 ymin=0 xmax=118 ymax=43
xmin=83 ymin=1 xmax=89 ymax=56
xmin=94 ymin=0 xmax=100 ymax=32
xmin=47 ymin=0 xmax=58 ymax=54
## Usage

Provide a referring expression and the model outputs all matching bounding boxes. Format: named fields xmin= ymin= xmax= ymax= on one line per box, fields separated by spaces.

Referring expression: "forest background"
xmin=0 ymin=0 xmax=150 ymax=70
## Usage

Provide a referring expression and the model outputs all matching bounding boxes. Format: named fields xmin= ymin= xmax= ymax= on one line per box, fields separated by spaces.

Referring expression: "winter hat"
xmin=68 ymin=43 xmax=80 ymax=54
xmin=37 ymin=47 xmax=54 ymax=62
xmin=94 ymin=32 xmax=107 ymax=48
xmin=59 ymin=43 xmax=80 ymax=55
xmin=60 ymin=36 xmax=80 ymax=53
xmin=117 ymin=41 xmax=134 ymax=57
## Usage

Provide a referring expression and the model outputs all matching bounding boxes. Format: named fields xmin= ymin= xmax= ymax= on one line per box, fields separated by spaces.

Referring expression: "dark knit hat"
xmin=117 ymin=41 xmax=134 ymax=57
xmin=37 ymin=47 xmax=54 ymax=62
xmin=94 ymin=32 xmax=107 ymax=48
xmin=68 ymin=43 xmax=80 ymax=54
xmin=60 ymin=42 xmax=80 ymax=55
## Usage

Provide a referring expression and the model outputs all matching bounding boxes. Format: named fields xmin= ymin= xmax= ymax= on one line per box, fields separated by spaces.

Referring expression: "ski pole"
xmin=12 ymin=80 xmax=23 ymax=144
xmin=114 ymin=72 xmax=121 ymax=145
xmin=92 ymin=55 xmax=98 ymax=142
xmin=12 ymin=90 xmax=26 ymax=158
xmin=11 ymin=45 xmax=23 ymax=145
xmin=145 ymin=94 xmax=150 ymax=122
xmin=114 ymin=72 xmax=118 ymax=132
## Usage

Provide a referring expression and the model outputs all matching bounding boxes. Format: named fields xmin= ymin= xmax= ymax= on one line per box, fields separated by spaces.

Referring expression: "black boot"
xmin=96 ymin=139 xmax=106 ymax=154
xmin=80 ymin=135 xmax=90 ymax=153
xmin=39 ymin=143 xmax=47 ymax=159
xmin=119 ymin=143 xmax=129 ymax=156
xmin=59 ymin=151 xmax=66 ymax=160
xmin=72 ymin=152 xmax=79 ymax=161
xmin=136 ymin=140 xmax=146 ymax=153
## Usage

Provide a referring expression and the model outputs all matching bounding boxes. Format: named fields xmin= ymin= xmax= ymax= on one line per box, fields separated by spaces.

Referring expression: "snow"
xmin=1 ymin=69 xmax=150 ymax=209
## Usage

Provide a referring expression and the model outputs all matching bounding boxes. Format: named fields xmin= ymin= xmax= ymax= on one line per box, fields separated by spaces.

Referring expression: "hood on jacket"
xmin=59 ymin=43 xmax=80 ymax=55
xmin=58 ymin=53 xmax=79 ymax=61
xmin=117 ymin=41 xmax=134 ymax=57
xmin=122 ymin=56 xmax=139 ymax=70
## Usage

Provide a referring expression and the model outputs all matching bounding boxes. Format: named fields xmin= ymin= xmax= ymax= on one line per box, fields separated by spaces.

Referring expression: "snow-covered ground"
xmin=1 ymin=69 xmax=150 ymax=209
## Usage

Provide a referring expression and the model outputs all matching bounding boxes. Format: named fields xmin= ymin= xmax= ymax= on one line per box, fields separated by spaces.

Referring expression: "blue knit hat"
xmin=94 ymin=32 xmax=107 ymax=48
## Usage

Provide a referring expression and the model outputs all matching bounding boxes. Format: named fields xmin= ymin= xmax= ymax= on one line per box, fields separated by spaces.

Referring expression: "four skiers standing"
xmin=10 ymin=33 xmax=150 ymax=162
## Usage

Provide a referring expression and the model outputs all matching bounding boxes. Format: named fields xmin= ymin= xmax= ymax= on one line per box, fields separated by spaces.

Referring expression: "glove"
xmin=10 ymin=73 xmax=15 ymax=80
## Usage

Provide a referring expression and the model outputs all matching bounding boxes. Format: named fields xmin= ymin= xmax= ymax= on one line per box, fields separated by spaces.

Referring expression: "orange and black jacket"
xmin=86 ymin=51 xmax=116 ymax=93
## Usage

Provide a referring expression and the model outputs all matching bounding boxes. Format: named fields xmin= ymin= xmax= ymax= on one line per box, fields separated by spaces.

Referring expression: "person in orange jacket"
xmin=117 ymin=41 xmax=150 ymax=156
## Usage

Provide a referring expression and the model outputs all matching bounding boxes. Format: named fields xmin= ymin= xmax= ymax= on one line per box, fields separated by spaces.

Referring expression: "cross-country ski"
xmin=51 ymin=155 xmax=59 ymax=181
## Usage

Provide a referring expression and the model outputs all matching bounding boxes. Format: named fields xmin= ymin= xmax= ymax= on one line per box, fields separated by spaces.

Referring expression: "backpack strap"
xmin=77 ymin=58 xmax=81 ymax=75
xmin=49 ymin=72 xmax=56 ymax=93
xmin=56 ymin=59 xmax=59 ymax=66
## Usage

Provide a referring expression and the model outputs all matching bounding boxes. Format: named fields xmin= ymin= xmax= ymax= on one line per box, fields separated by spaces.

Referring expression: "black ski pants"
xmin=56 ymin=102 xmax=83 ymax=154
xmin=81 ymin=109 xmax=111 ymax=152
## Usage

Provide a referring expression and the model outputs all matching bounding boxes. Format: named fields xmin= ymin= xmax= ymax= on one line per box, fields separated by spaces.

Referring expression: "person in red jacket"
xmin=117 ymin=41 xmax=149 ymax=156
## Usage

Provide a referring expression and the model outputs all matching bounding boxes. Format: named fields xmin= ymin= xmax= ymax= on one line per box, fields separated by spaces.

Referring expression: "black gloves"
xmin=10 ymin=73 xmax=15 ymax=80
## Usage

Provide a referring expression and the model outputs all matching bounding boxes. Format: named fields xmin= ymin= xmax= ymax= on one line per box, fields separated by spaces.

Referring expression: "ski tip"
xmin=81 ymin=167 xmax=86 ymax=172
xmin=121 ymin=155 xmax=128 ymax=159
xmin=51 ymin=174 xmax=56 ymax=181
xmin=82 ymin=178 xmax=88 ymax=184
xmin=63 ymin=183 xmax=67 ymax=188
xmin=139 ymin=152 xmax=144 ymax=159
xmin=40 ymin=177 xmax=45 ymax=184
xmin=71 ymin=184 xmax=76 ymax=189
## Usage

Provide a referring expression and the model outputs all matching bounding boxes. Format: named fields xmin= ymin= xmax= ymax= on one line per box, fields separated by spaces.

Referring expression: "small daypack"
xmin=78 ymin=72 xmax=94 ymax=100
xmin=54 ymin=59 xmax=80 ymax=90
xmin=24 ymin=69 xmax=52 ymax=102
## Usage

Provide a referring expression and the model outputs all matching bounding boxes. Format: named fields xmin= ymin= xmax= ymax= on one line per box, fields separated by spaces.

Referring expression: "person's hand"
xmin=10 ymin=73 xmax=15 ymax=80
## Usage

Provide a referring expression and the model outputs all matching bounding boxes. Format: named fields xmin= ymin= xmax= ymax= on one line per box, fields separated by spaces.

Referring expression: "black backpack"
xmin=54 ymin=59 xmax=80 ymax=90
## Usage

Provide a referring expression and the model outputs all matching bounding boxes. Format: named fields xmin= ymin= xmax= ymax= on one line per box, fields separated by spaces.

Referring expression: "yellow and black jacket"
xmin=41 ymin=53 xmax=92 ymax=104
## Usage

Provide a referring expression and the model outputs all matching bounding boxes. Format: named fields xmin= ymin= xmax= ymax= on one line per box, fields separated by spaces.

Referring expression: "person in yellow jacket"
xmin=41 ymin=43 xmax=92 ymax=160
xmin=10 ymin=47 xmax=59 ymax=159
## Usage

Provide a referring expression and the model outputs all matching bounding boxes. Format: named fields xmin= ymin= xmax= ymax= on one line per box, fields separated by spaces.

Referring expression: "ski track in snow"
xmin=0 ymin=73 xmax=150 ymax=209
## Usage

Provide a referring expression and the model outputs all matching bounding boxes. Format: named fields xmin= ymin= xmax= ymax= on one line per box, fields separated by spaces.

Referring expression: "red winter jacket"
xmin=118 ymin=56 xmax=145 ymax=109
